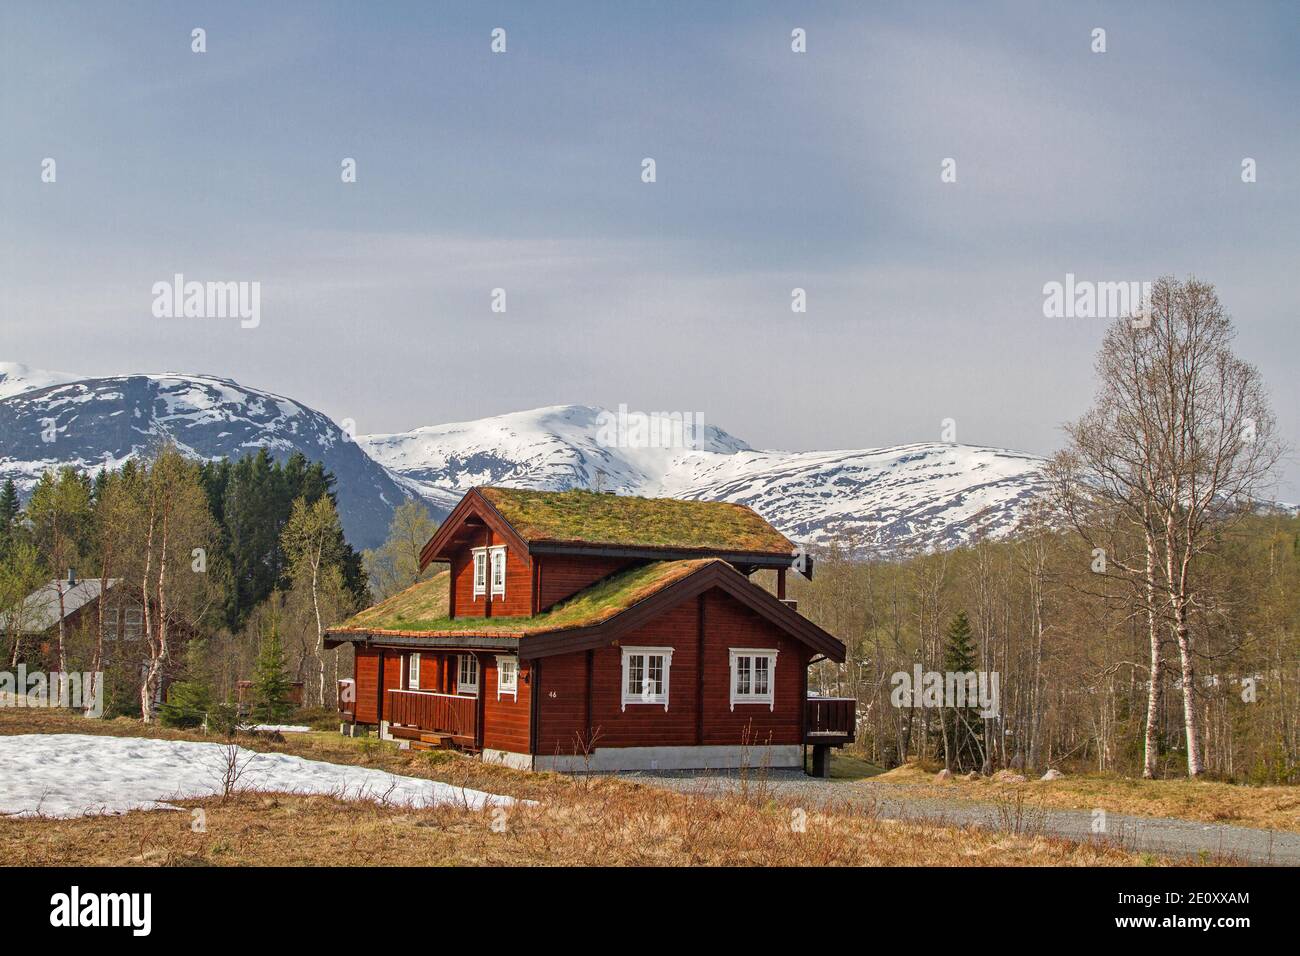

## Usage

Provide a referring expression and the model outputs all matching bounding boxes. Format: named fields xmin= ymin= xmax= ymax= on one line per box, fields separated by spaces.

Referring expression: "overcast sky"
xmin=2 ymin=1 xmax=1297 ymax=498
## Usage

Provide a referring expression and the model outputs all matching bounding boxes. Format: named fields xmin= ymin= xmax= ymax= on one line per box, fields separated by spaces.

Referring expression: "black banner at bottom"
xmin=0 ymin=865 xmax=1275 ymax=941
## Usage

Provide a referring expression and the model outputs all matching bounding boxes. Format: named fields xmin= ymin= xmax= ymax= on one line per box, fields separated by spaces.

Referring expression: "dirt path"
xmin=627 ymin=769 xmax=1300 ymax=866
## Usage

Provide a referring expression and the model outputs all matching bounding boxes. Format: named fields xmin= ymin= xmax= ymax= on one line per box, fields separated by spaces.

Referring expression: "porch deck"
xmin=386 ymin=688 xmax=478 ymax=748
xmin=804 ymin=696 xmax=856 ymax=746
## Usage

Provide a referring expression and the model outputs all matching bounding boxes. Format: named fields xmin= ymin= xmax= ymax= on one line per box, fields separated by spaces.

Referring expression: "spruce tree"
xmin=250 ymin=614 xmax=293 ymax=723
xmin=0 ymin=478 xmax=20 ymax=559
xmin=159 ymin=638 xmax=213 ymax=728
xmin=940 ymin=610 xmax=985 ymax=772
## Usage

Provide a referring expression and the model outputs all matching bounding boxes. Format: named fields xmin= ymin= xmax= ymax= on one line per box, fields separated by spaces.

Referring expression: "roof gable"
xmin=418 ymin=490 xmax=531 ymax=569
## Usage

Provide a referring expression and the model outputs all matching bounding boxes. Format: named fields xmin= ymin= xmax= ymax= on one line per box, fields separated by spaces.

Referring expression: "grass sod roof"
xmin=477 ymin=487 xmax=794 ymax=555
xmin=331 ymin=559 xmax=719 ymax=638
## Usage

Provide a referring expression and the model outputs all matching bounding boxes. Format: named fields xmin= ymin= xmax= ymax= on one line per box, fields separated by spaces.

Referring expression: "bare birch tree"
xmin=282 ymin=495 xmax=344 ymax=707
xmin=1058 ymin=276 xmax=1283 ymax=776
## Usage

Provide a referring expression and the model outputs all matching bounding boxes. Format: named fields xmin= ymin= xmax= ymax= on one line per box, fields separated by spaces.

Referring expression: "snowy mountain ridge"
xmin=0 ymin=366 xmax=412 ymax=549
xmin=359 ymin=404 xmax=1051 ymax=552
xmin=1 ymin=364 xmax=1051 ymax=553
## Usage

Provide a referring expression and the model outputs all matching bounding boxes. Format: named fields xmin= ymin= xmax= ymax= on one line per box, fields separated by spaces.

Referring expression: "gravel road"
xmin=623 ymin=768 xmax=1300 ymax=866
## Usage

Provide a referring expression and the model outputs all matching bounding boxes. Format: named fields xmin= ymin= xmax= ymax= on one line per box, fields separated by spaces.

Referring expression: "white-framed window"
xmin=496 ymin=655 xmax=518 ymax=700
xmin=729 ymin=648 xmax=778 ymax=711
xmin=490 ymin=546 xmax=507 ymax=597
xmin=103 ymin=606 xmax=119 ymax=642
xmin=407 ymin=652 xmax=421 ymax=690
xmin=123 ymin=605 xmax=142 ymax=640
xmin=472 ymin=549 xmax=488 ymax=598
xmin=458 ymin=654 xmax=479 ymax=695
xmin=621 ymin=646 xmax=673 ymax=711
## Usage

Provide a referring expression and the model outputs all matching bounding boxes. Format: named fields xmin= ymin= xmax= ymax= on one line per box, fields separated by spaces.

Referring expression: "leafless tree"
xmin=1058 ymin=276 xmax=1283 ymax=776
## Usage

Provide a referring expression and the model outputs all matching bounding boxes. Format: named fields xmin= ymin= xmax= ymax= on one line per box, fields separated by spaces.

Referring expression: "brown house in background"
xmin=13 ymin=571 xmax=187 ymax=700
xmin=327 ymin=487 xmax=854 ymax=775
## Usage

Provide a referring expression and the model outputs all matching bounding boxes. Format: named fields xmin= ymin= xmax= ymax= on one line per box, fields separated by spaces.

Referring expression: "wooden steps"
xmin=391 ymin=726 xmax=455 ymax=750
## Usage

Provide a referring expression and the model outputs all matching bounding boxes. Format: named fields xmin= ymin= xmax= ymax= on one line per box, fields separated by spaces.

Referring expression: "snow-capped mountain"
xmin=0 ymin=362 xmax=80 ymax=400
xmin=0 ymin=369 xmax=412 ymax=549
xmin=360 ymin=405 xmax=1051 ymax=552
xmin=1 ymin=363 xmax=1051 ymax=554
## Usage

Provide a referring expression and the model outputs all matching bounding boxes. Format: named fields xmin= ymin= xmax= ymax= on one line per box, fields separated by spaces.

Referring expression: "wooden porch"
xmin=804 ymin=696 xmax=856 ymax=746
xmin=387 ymin=688 xmax=478 ymax=751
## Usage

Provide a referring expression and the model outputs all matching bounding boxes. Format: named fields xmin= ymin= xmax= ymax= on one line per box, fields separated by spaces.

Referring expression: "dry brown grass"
xmin=0 ymin=710 xmax=1208 ymax=866
xmin=871 ymin=760 xmax=1300 ymax=833
xmin=2 ymin=780 xmax=1175 ymax=868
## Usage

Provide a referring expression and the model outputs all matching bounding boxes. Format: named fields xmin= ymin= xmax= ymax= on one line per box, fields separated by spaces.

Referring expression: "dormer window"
xmin=490 ymin=546 xmax=506 ymax=597
xmin=472 ymin=545 xmax=507 ymax=599
xmin=472 ymin=549 xmax=487 ymax=598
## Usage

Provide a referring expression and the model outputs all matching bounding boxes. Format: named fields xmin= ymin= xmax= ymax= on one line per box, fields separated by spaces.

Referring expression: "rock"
xmin=1008 ymin=753 xmax=1025 ymax=770
xmin=936 ymin=769 xmax=952 ymax=780
xmin=1040 ymin=768 xmax=1065 ymax=781
xmin=993 ymin=770 xmax=1027 ymax=783
xmin=965 ymin=771 xmax=981 ymax=781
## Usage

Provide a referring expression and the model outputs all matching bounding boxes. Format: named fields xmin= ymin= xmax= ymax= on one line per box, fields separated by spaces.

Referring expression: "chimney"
xmin=67 ymin=568 xmax=76 ymax=587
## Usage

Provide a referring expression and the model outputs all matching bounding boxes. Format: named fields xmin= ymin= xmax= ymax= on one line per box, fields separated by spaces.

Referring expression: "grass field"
xmin=0 ymin=709 xmax=1194 ymax=866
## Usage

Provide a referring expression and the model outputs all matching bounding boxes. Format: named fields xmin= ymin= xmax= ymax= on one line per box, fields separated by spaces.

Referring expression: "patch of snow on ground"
xmin=0 ymin=734 xmax=520 ymax=818
xmin=246 ymin=724 xmax=311 ymax=733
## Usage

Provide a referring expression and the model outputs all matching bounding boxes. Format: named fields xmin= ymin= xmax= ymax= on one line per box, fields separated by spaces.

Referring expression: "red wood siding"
xmin=534 ymin=586 xmax=809 ymax=756
xmin=354 ymin=647 xmax=379 ymax=723
xmin=698 ymin=591 xmax=808 ymax=746
xmin=450 ymin=529 xmax=533 ymax=618
xmin=354 ymin=647 xmax=403 ymax=724
xmin=482 ymin=653 xmax=531 ymax=754
xmin=537 ymin=554 xmax=635 ymax=612
xmin=380 ymin=649 xmax=403 ymax=721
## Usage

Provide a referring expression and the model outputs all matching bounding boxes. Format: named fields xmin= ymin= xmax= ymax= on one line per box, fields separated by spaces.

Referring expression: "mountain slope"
xmin=0 ymin=362 xmax=80 ymax=400
xmin=0 ymin=371 xmax=412 ymax=549
xmin=360 ymin=405 xmax=1050 ymax=552
xmin=1 ymin=364 xmax=1051 ymax=554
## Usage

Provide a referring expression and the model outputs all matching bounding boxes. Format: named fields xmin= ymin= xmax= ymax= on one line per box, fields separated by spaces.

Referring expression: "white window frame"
xmin=489 ymin=545 xmax=507 ymax=597
xmin=407 ymin=652 xmax=421 ymax=690
xmin=621 ymin=646 xmax=673 ymax=711
xmin=458 ymin=654 xmax=479 ymax=696
xmin=472 ymin=548 xmax=488 ymax=598
xmin=729 ymin=648 xmax=778 ymax=711
xmin=496 ymin=654 xmax=518 ymax=700
xmin=103 ymin=606 xmax=119 ymax=642
xmin=123 ymin=605 xmax=142 ymax=640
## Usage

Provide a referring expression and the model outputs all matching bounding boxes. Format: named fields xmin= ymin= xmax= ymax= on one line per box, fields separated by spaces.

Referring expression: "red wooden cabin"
xmin=326 ymin=487 xmax=853 ymax=774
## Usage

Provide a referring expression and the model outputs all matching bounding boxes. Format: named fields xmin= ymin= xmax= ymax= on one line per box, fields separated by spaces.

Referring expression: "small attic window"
xmin=472 ymin=548 xmax=487 ymax=598
xmin=490 ymin=546 xmax=506 ymax=597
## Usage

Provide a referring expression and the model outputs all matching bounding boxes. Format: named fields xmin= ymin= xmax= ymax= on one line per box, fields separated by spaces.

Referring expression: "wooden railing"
xmin=805 ymin=696 xmax=856 ymax=743
xmin=387 ymin=689 xmax=477 ymax=743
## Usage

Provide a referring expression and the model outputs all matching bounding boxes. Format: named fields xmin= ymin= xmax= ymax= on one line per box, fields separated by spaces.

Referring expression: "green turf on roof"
xmin=332 ymin=559 xmax=717 ymax=637
xmin=341 ymin=569 xmax=451 ymax=631
xmin=479 ymin=487 xmax=793 ymax=554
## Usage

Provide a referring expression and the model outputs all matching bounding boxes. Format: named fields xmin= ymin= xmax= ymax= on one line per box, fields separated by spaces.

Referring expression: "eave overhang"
xmin=324 ymin=630 xmax=521 ymax=653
